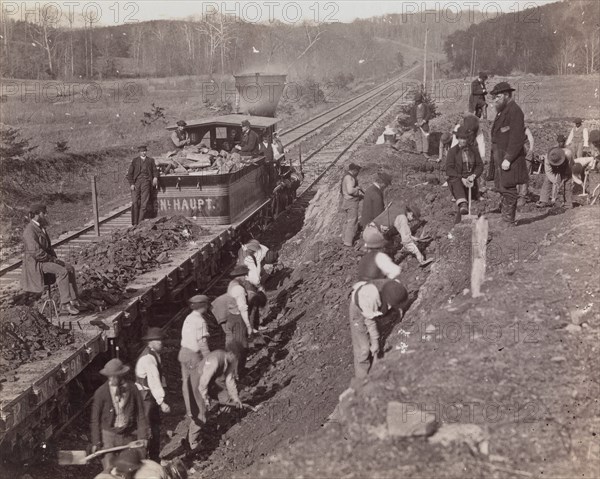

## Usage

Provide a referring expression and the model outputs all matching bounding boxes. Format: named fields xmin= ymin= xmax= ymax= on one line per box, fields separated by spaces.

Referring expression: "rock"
xmin=429 ymin=423 xmax=488 ymax=455
xmin=386 ymin=401 xmax=438 ymax=438
xmin=565 ymin=324 xmax=582 ymax=333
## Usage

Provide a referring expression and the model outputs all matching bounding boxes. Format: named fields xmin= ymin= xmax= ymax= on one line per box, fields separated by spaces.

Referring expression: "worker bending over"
xmin=349 ymin=279 xmax=408 ymax=378
xmin=358 ymin=227 xmax=402 ymax=281
xmin=198 ymin=342 xmax=245 ymax=410
xmin=94 ymin=448 xmax=169 ymax=479
xmin=537 ymin=147 xmax=573 ymax=209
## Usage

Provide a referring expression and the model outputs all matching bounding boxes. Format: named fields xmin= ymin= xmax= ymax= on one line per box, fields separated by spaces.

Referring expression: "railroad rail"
xmin=0 ymin=65 xmax=420 ymax=460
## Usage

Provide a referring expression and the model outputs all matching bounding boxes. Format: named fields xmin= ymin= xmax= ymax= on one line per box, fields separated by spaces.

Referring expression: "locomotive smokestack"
xmin=234 ymin=72 xmax=287 ymax=117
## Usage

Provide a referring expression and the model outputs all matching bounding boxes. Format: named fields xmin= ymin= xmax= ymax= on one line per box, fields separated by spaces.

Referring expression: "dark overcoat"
xmin=21 ymin=221 xmax=56 ymax=293
xmin=360 ymin=184 xmax=384 ymax=228
xmin=491 ymin=99 xmax=529 ymax=188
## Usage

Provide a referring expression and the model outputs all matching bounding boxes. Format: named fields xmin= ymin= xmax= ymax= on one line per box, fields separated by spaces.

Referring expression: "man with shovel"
xmin=91 ymin=358 xmax=148 ymax=472
xmin=446 ymin=125 xmax=484 ymax=223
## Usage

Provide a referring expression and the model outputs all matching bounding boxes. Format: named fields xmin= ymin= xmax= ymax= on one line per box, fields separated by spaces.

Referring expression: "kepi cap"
xmin=138 ymin=145 xmax=148 ymax=152
xmin=188 ymin=294 xmax=210 ymax=305
xmin=99 ymin=358 xmax=130 ymax=377
xmin=141 ymin=327 xmax=163 ymax=341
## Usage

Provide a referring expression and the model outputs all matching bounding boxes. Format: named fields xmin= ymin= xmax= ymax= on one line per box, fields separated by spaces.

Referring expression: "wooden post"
xmin=298 ymin=144 xmax=303 ymax=175
xmin=423 ymin=28 xmax=428 ymax=91
xmin=470 ymin=37 xmax=476 ymax=78
xmin=471 ymin=216 xmax=488 ymax=298
xmin=91 ymin=175 xmax=100 ymax=237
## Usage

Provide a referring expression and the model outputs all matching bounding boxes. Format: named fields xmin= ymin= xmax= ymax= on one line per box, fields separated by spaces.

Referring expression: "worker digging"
xmin=2 ymin=9 xmax=600 ymax=479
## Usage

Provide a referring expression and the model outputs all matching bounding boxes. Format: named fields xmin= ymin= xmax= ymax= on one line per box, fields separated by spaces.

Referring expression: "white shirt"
xmin=135 ymin=349 xmax=166 ymax=405
xmin=393 ymin=214 xmax=417 ymax=245
xmin=351 ymin=281 xmax=383 ymax=320
xmin=566 ymin=126 xmax=589 ymax=147
xmin=180 ymin=310 xmax=209 ymax=352
xmin=242 ymin=244 xmax=269 ymax=286
xmin=373 ymin=251 xmax=402 ymax=279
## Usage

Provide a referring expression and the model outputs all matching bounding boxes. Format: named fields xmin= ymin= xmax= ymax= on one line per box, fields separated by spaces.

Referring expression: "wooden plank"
xmin=471 ymin=216 xmax=489 ymax=298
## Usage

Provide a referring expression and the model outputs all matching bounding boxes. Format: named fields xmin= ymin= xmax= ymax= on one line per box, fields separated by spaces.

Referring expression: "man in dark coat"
xmin=235 ymin=120 xmax=259 ymax=156
xmin=360 ymin=172 xmax=392 ymax=229
xmin=21 ymin=204 xmax=81 ymax=315
xmin=91 ymin=358 xmax=148 ymax=472
xmin=259 ymin=135 xmax=276 ymax=188
xmin=469 ymin=72 xmax=488 ymax=119
xmin=490 ymin=82 xmax=529 ymax=225
xmin=126 ymin=145 xmax=159 ymax=226
xmin=414 ymin=93 xmax=430 ymax=158
xmin=446 ymin=125 xmax=484 ymax=222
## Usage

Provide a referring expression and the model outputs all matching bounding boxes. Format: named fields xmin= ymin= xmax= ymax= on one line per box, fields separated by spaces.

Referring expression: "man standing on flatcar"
xmin=235 ymin=120 xmax=260 ymax=156
xmin=126 ymin=145 xmax=159 ymax=226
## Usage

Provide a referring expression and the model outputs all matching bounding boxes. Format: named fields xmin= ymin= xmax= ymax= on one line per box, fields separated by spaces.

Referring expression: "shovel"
xmin=58 ymin=439 xmax=147 ymax=465
xmin=462 ymin=185 xmax=478 ymax=223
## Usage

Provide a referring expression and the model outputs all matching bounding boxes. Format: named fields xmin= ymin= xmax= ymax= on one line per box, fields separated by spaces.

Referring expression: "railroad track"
xmin=0 ymin=64 xmax=422 ymax=463
xmin=0 ymin=65 xmax=419 ymax=288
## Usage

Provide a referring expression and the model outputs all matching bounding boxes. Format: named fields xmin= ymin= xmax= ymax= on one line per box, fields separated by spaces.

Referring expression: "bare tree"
xmin=287 ymin=22 xmax=325 ymax=72
xmin=28 ymin=4 xmax=62 ymax=77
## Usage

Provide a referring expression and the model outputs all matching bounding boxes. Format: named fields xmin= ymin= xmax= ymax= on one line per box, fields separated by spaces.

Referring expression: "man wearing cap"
xmin=171 ymin=120 xmax=191 ymax=149
xmin=490 ymin=81 xmax=529 ymax=225
xmin=178 ymin=294 xmax=211 ymax=450
xmin=566 ymin=118 xmax=589 ymax=159
xmin=349 ymin=279 xmax=408 ymax=378
xmin=357 ymin=226 xmax=401 ymax=281
xmin=135 ymin=327 xmax=170 ymax=461
xmin=340 ymin=163 xmax=364 ymax=247
xmin=126 ymin=146 xmax=159 ymax=226
xmin=235 ymin=120 xmax=259 ymax=156
xmin=469 ymin=72 xmax=488 ymax=119
xmin=360 ymin=172 xmax=392 ymax=229
xmin=93 ymin=448 xmax=167 ymax=479
xmin=198 ymin=342 xmax=244 ymax=411
xmin=451 ymin=113 xmax=485 ymax=160
xmin=91 ymin=358 xmax=148 ymax=471
xmin=537 ymin=147 xmax=573 ymax=209
xmin=414 ymin=93 xmax=430 ymax=158
xmin=21 ymin=204 xmax=82 ymax=315
xmin=446 ymin=125 xmax=484 ymax=221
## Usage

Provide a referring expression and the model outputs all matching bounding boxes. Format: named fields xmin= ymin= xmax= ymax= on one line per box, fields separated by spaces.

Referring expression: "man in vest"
xmin=414 ymin=93 xmax=430 ymax=158
xmin=198 ymin=341 xmax=245 ymax=410
xmin=178 ymin=295 xmax=211 ymax=451
xmin=91 ymin=359 xmax=148 ymax=471
xmin=135 ymin=327 xmax=170 ymax=461
xmin=357 ymin=227 xmax=401 ymax=281
xmin=360 ymin=172 xmax=392 ymax=229
xmin=566 ymin=118 xmax=589 ymax=159
xmin=469 ymin=72 xmax=488 ymax=119
xmin=21 ymin=203 xmax=84 ymax=315
xmin=126 ymin=145 xmax=159 ymax=226
xmin=349 ymin=279 xmax=409 ymax=378
xmin=235 ymin=120 xmax=260 ymax=156
xmin=340 ymin=163 xmax=364 ymax=247
xmin=171 ymin=120 xmax=191 ymax=149
xmin=259 ymin=134 xmax=276 ymax=188
xmin=490 ymin=82 xmax=529 ymax=226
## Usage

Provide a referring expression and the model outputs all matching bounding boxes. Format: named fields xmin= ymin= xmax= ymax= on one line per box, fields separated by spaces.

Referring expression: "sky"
xmin=3 ymin=1 xmax=563 ymax=26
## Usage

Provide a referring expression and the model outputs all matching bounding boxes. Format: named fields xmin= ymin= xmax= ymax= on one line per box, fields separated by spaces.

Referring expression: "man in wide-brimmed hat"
xmin=126 ymin=145 xmax=159 ymax=226
xmin=93 ymin=448 xmax=168 ymax=479
xmin=469 ymin=71 xmax=488 ymax=119
xmin=490 ymin=81 xmax=529 ymax=225
xmin=91 ymin=358 xmax=148 ymax=471
xmin=171 ymin=120 xmax=191 ymax=149
xmin=537 ymin=147 xmax=573 ymax=209
xmin=178 ymin=294 xmax=211 ymax=451
xmin=235 ymin=119 xmax=260 ymax=156
xmin=135 ymin=327 xmax=170 ymax=461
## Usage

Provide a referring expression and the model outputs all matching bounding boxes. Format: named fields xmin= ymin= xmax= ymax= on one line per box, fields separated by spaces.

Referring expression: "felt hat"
xmin=440 ymin=132 xmax=452 ymax=144
xmin=455 ymin=125 xmax=470 ymax=139
xmin=176 ymin=120 xmax=187 ymax=127
xmin=348 ymin=163 xmax=361 ymax=172
xmin=114 ymin=449 xmax=142 ymax=474
xmin=490 ymin=81 xmax=515 ymax=96
xmin=29 ymin=203 xmax=47 ymax=215
xmin=574 ymin=118 xmax=582 ymax=125
xmin=556 ymin=134 xmax=566 ymax=143
xmin=241 ymin=119 xmax=251 ymax=127
xmin=188 ymin=294 xmax=210 ymax=305
xmin=377 ymin=172 xmax=392 ymax=186
xmin=407 ymin=204 xmax=421 ymax=220
xmin=100 ymin=358 xmax=130 ymax=377
xmin=463 ymin=113 xmax=479 ymax=132
xmin=548 ymin=147 xmax=566 ymax=167
xmin=478 ymin=71 xmax=488 ymax=79
xmin=363 ymin=226 xmax=386 ymax=249
xmin=381 ymin=280 xmax=408 ymax=308
xmin=137 ymin=145 xmax=148 ymax=152
xmin=230 ymin=265 xmax=249 ymax=277
xmin=246 ymin=239 xmax=261 ymax=252
xmin=141 ymin=327 xmax=163 ymax=341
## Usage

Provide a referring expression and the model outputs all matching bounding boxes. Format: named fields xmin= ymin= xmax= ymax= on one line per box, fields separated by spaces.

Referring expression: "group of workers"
xmin=88 ymin=237 xmax=275 ymax=477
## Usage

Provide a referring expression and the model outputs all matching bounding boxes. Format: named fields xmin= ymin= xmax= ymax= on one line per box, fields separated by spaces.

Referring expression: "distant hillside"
xmin=444 ymin=0 xmax=600 ymax=75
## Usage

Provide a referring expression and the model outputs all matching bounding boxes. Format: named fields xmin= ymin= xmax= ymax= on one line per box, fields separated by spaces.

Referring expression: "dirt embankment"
xmin=236 ymin=195 xmax=600 ymax=477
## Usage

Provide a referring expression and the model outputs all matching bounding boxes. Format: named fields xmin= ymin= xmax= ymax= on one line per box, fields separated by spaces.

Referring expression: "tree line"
xmin=444 ymin=0 xmax=600 ymax=76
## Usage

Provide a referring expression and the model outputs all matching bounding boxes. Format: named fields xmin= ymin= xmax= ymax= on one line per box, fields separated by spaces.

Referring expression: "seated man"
xmin=93 ymin=448 xmax=168 ymax=479
xmin=235 ymin=120 xmax=259 ymax=157
xmin=21 ymin=204 xmax=83 ymax=315
xmin=171 ymin=120 xmax=191 ymax=149
xmin=446 ymin=125 xmax=484 ymax=221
